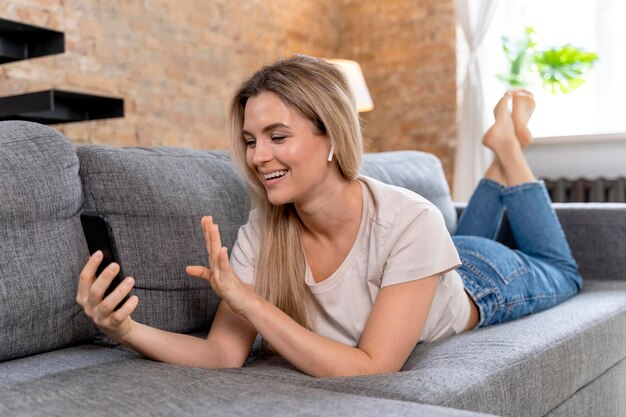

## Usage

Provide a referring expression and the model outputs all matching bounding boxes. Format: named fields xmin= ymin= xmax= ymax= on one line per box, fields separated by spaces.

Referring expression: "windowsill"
xmin=524 ymin=132 xmax=626 ymax=179
xmin=530 ymin=132 xmax=626 ymax=146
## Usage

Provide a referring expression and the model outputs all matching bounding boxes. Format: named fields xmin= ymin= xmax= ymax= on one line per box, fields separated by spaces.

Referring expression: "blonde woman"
xmin=77 ymin=55 xmax=582 ymax=377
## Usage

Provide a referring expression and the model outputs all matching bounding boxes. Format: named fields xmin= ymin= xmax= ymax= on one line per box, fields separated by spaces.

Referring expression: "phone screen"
xmin=80 ymin=213 xmax=128 ymax=308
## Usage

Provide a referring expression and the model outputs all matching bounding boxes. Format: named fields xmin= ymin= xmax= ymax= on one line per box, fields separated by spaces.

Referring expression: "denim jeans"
xmin=452 ymin=179 xmax=583 ymax=328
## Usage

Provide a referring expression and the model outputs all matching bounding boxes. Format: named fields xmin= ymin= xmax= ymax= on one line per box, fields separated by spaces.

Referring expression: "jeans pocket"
xmin=454 ymin=236 xmax=528 ymax=285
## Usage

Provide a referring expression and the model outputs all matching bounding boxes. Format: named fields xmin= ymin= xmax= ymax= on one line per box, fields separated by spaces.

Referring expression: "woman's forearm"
xmin=243 ymin=295 xmax=378 ymax=378
xmin=119 ymin=320 xmax=233 ymax=369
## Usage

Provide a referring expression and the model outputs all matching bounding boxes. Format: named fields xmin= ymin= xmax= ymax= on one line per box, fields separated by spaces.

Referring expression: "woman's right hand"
xmin=76 ymin=251 xmax=139 ymax=342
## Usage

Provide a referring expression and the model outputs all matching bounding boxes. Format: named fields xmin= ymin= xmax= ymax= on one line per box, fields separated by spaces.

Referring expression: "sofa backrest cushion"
xmin=77 ymin=146 xmax=250 ymax=335
xmin=361 ymin=150 xmax=456 ymax=232
xmin=0 ymin=121 xmax=95 ymax=361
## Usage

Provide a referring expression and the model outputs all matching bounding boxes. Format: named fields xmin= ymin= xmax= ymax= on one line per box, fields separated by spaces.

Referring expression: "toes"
xmin=494 ymin=93 xmax=513 ymax=118
xmin=512 ymin=89 xmax=534 ymax=98
xmin=512 ymin=90 xmax=536 ymax=108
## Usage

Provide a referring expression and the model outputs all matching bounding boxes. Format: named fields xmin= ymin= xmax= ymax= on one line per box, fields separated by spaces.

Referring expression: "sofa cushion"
xmin=544 ymin=358 xmax=626 ymax=417
xmin=361 ymin=151 xmax=456 ymax=232
xmin=0 ymin=345 xmax=138 ymax=388
xmin=0 ymin=121 xmax=95 ymax=361
xmin=0 ymin=348 xmax=498 ymax=417
xmin=218 ymin=280 xmax=626 ymax=417
xmin=77 ymin=146 xmax=250 ymax=335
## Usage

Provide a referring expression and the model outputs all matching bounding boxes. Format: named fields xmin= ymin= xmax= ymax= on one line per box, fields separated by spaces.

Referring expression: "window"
xmin=479 ymin=0 xmax=626 ymax=138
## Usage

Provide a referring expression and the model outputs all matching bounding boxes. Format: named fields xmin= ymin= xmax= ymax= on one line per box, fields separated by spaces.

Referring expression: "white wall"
xmin=524 ymin=134 xmax=626 ymax=180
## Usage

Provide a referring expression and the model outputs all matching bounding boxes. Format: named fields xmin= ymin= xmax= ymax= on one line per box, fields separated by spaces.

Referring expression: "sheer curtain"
xmin=453 ymin=0 xmax=499 ymax=202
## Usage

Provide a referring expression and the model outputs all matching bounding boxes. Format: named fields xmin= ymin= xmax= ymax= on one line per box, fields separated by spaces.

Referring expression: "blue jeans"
xmin=453 ymin=179 xmax=582 ymax=328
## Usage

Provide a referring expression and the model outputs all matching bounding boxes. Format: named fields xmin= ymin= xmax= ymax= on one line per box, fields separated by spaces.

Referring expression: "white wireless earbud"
xmin=328 ymin=145 xmax=334 ymax=162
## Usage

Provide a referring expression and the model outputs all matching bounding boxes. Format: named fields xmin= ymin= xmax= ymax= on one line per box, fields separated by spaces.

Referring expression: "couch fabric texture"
xmin=78 ymin=146 xmax=249 ymax=335
xmin=0 ymin=122 xmax=95 ymax=361
xmin=1 ymin=121 xmax=624 ymax=417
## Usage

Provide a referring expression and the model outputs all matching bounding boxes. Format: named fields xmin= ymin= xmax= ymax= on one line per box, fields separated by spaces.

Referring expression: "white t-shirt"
xmin=230 ymin=175 xmax=471 ymax=346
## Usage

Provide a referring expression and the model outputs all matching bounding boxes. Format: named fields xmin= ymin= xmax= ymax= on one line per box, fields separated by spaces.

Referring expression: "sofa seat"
xmin=545 ymin=357 xmax=626 ymax=417
xmin=217 ymin=280 xmax=626 ymax=417
xmin=0 ymin=345 xmax=137 ymax=389
xmin=0 ymin=346 xmax=496 ymax=417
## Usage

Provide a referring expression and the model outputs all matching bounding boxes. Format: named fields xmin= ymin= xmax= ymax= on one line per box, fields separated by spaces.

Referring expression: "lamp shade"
xmin=328 ymin=59 xmax=374 ymax=113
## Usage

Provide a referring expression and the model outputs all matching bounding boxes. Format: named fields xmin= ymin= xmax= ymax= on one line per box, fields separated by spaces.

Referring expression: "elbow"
xmin=221 ymin=362 xmax=245 ymax=370
xmin=312 ymin=366 xmax=397 ymax=378
xmin=336 ymin=364 xmax=400 ymax=378
xmin=310 ymin=352 xmax=401 ymax=378
xmin=200 ymin=340 xmax=247 ymax=370
xmin=224 ymin=357 xmax=247 ymax=369
xmin=216 ymin=353 xmax=247 ymax=370
xmin=197 ymin=357 xmax=244 ymax=370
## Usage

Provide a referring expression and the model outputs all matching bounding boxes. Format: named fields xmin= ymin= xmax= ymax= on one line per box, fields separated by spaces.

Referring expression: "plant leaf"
xmin=532 ymin=44 xmax=599 ymax=94
xmin=497 ymin=26 xmax=538 ymax=89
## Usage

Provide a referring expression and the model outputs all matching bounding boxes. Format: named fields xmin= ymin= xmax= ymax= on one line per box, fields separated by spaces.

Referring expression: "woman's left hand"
xmin=186 ymin=216 xmax=254 ymax=316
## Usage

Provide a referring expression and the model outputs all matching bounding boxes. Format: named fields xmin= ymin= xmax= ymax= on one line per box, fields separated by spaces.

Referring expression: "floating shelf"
xmin=0 ymin=17 xmax=125 ymax=125
xmin=0 ymin=17 xmax=64 ymax=64
xmin=0 ymin=89 xmax=124 ymax=124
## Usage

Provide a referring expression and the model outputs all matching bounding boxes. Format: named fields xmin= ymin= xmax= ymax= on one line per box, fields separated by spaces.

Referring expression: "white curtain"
xmin=453 ymin=0 xmax=499 ymax=202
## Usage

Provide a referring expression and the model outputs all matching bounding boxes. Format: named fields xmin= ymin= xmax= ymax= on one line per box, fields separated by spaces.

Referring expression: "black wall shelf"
xmin=0 ymin=90 xmax=124 ymax=124
xmin=0 ymin=17 xmax=124 ymax=125
xmin=0 ymin=17 xmax=64 ymax=64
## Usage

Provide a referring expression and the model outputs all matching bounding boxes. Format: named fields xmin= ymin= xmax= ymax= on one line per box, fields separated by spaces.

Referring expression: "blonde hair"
xmin=227 ymin=54 xmax=363 ymax=333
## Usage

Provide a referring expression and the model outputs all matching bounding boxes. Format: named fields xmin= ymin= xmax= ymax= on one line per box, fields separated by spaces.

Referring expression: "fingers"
xmin=212 ymin=248 xmax=232 ymax=293
xmin=187 ymin=249 xmax=230 ymax=284
xmin=98 ymin=276 xmax=135 ymax=316
xmin=77 ymin=251 xmax=103 ymax=301
xmin=185 ymin=265 xmax=212 ymax=280
xmin=111 ymin=295 xmax=139 ymax=325
xmin=84 ymin=275 xmax=138 ymax=333
xmin=201 ymin=216 xmax=214 ymax=267
xmin=200 ymin=215 xmax=223 ymax=272
xmin=210 ymin=224 xmax=223 ymax=271
xmin=218 ymin=247 xmax=231 ymax=272
xmin=87 ymin=262 xmax=121 ymax=306
xmin=77 ymin=253 xmax=138 ymax=342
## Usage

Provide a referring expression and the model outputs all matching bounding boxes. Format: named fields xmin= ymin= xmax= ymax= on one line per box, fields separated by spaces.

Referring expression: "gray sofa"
xmin=1 ymin=120 xmax=624 ymax=417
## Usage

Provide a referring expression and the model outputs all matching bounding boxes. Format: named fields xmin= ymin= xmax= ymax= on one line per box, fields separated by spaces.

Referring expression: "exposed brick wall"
xmin=0 ymin=0 xmax=341 ymax=150
xmin=337 ymin=0 xmax=457 ymax=184
xmin=0 ymin=0 xmax=456 ymax=183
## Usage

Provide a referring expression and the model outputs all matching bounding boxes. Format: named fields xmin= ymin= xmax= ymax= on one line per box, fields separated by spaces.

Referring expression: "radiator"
xmin=542 ymin=178 xmax=626 ymax=203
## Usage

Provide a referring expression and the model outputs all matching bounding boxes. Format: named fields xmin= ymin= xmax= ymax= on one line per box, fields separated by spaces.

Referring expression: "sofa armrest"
xmin=453 ymin=202 xmax=626 ymax=282
xmin=554 ymin=203 xmax=626 ymax=281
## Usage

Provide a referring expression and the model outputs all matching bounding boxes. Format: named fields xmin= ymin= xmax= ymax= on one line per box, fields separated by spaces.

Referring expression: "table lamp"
xmin=327 ymin=59 xmax=374 ymax=113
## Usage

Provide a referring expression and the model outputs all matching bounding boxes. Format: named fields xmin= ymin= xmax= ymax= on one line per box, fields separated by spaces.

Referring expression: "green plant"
xmin=497 ymin=26 xmax=599 ymax=94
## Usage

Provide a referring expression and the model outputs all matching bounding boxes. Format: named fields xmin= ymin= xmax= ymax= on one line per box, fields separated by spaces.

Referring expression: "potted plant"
xmin=498 ymin=26 xmax=599 ymax=94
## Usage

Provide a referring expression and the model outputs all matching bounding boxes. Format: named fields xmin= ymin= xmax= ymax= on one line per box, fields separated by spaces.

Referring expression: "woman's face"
xmin=243 ymin=91 xmax=334 ymax=206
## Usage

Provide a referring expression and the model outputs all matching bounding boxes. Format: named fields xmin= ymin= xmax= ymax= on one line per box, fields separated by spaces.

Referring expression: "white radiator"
xmin=543 ymin=178 xmax=626 ymax=203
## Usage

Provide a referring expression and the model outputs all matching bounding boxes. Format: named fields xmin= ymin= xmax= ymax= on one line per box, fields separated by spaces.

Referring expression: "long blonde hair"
xmin=227 ymin=54 xmax=363 ymax=332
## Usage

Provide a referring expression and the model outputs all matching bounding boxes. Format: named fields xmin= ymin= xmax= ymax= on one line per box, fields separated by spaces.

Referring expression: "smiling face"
xmin=242 ymin=91 xmax=335 ymax=206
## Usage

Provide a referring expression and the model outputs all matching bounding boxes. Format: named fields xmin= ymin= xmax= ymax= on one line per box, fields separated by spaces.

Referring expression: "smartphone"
xmin=80 ymin=213 xmax=130 ymax=310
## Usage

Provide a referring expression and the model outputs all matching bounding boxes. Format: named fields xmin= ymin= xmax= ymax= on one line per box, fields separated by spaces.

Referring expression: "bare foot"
xmin=482 ymin=92 xmax=518 ymax=153
xmin=511 ymin=90 xmax=535 ymax=148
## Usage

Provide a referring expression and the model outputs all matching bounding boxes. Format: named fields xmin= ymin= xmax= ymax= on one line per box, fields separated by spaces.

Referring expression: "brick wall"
xmin=0 ymin=0 xmax=457 ymax=182
xmin=338 ymin=0 xmax=457 ymax=183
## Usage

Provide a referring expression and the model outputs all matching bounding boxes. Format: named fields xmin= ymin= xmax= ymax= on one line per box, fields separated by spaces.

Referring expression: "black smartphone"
xmin=80 ymin=213 xmax=130 ymax=310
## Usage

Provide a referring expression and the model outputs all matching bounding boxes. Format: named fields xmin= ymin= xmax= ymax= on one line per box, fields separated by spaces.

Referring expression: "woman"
xmin=76 ymin=54 xmax=582 ymax=377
